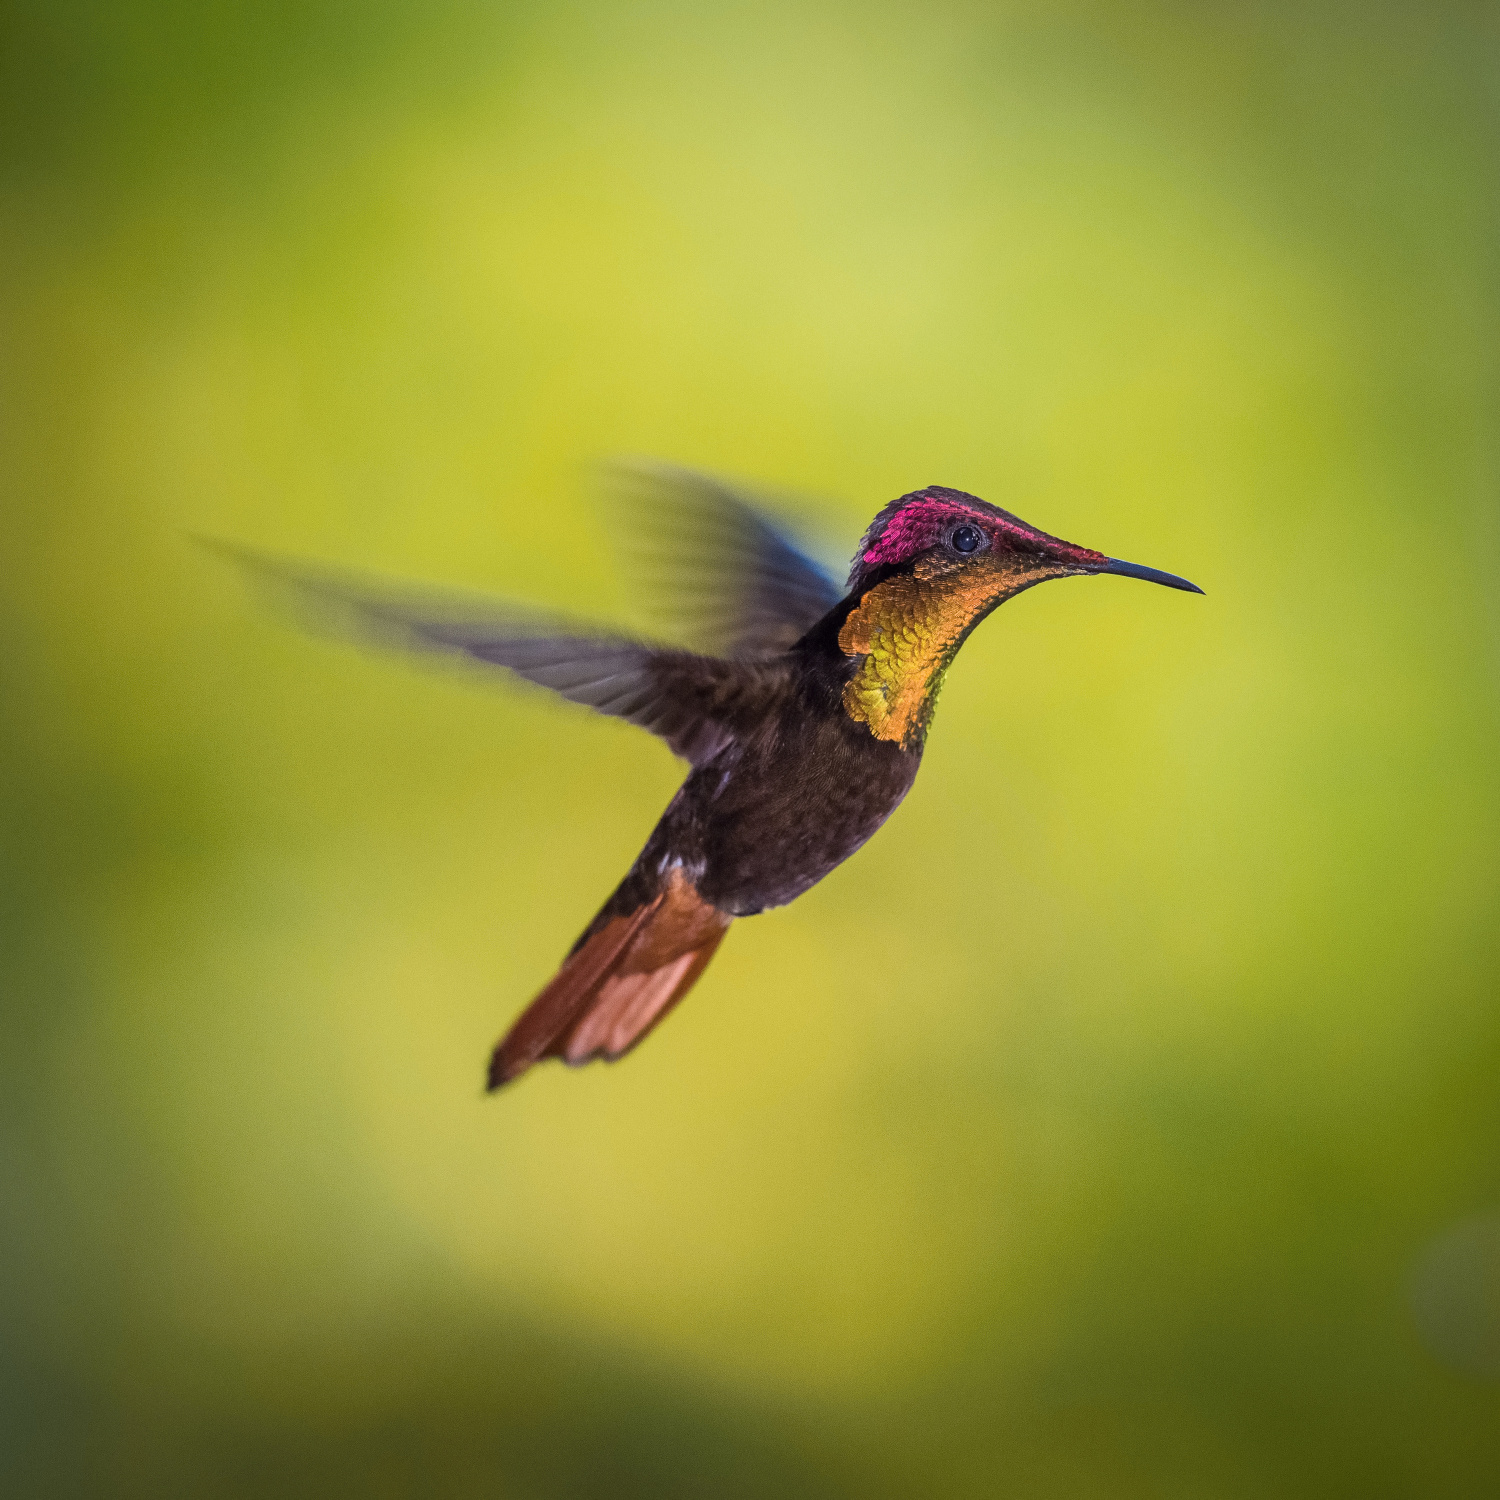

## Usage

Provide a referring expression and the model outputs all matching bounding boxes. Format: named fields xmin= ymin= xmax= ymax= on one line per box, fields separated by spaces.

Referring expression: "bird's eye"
xmin=950 ymin=524 xmax=983 ymax=554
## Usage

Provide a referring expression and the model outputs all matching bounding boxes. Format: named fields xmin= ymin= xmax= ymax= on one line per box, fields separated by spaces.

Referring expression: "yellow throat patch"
xmin=838 ymin=558 xmax=1006 ymax=749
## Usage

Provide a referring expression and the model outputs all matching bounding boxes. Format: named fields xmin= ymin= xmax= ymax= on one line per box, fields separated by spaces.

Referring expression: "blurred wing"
xmin=206 ymin=539 xmax=774 ymax=765
xmin=606 ymin=459 xmax=845 ymax=658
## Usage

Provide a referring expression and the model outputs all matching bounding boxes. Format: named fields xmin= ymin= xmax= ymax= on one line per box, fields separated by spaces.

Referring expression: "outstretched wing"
xmin=606 ymin=460 xmax=845 ymax=658
xmin=208 ymin=540 xmax=779 ymax=766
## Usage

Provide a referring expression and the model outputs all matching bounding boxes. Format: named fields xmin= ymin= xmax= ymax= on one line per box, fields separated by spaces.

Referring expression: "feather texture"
xmin=207 ymin=539 xmax=785 ymax=765
xmin=489 ymin=869 xmax=731 ymax=1087
xmin=606 ymin=459 xmax=843 ymax=658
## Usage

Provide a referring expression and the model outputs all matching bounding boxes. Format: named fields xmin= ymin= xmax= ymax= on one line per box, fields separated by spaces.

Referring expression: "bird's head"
xmin=838 ymin=486 xmax=1201 ymax=749
xmin=847 ymin=485 xmax=1200 ymax=601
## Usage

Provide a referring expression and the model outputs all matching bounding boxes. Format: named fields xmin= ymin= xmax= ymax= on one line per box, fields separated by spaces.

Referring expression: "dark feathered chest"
xmin=664 ymin=663 xmax=921 ymax=915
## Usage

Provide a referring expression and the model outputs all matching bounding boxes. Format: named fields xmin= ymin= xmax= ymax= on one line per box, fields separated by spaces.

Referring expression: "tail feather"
xmin=488 ymin=871 xmax=731 ymax=1089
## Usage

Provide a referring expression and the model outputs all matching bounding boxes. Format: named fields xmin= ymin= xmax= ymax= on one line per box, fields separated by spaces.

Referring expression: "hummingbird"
xmin=220 ymin=464 xmax=1201 ymax=1089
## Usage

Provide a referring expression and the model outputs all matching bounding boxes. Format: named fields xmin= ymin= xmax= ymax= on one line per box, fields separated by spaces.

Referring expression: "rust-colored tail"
xmin=487 ymin=871 xmax=731 ymax=1089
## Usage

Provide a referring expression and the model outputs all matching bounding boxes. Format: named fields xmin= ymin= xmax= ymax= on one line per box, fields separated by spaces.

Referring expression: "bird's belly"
xmin=694 ymin=736 xmax=918 ymax=916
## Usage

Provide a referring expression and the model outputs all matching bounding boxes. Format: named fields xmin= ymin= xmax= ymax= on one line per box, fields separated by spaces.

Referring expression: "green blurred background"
xmin=4 ymin=1 xmax=1498 ymax=1494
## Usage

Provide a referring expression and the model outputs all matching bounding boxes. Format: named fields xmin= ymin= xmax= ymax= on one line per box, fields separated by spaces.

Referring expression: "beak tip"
xmin=1100 ymin=557 xmax=1204 ymax=595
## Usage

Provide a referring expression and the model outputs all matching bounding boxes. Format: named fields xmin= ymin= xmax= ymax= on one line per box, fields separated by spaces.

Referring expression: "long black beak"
xmin=1096 ymin=557 xmax=1204 ymax=594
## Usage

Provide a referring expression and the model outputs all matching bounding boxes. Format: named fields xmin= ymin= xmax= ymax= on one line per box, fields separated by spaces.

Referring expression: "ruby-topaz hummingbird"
xmin=220 ymin=464 xmax=1202 ymax=1089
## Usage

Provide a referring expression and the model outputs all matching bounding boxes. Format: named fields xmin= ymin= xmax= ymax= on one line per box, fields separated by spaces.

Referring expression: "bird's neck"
xmin=836 ymin=569 xmax=996 ymax=750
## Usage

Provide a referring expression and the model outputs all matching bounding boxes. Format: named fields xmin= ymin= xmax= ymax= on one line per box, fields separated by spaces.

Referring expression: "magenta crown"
xmin=849 ymin=485 xmax=1104 ymax=586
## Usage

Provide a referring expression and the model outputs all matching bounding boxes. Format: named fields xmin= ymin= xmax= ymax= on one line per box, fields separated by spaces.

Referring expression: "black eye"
xmin=950 ymin=524 xmax=983 ymax=554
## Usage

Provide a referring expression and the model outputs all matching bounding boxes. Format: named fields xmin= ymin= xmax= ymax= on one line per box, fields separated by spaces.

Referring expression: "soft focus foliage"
xmin=3 ymin=2 xmax=1498 ymax=1494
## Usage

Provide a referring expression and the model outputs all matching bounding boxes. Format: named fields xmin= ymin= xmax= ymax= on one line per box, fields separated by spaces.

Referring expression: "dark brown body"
xmin=590 ymin=636 xmax=918 ymax=930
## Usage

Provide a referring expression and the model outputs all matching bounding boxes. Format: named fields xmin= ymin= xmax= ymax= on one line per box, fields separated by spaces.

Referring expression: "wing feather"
xmin=606 ymin=460 xmax=845 ymax=658
xmin=208 ymin=539 xmax=780 ymax=765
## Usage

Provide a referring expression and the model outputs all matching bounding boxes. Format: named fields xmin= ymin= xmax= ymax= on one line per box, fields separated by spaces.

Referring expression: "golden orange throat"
xmin=838 ymin=563 xmax=999 ymax=748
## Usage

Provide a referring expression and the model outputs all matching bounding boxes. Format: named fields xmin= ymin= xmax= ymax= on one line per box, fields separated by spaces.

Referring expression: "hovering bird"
xmin=220 ymin=464 xmax=1201 ymax=1089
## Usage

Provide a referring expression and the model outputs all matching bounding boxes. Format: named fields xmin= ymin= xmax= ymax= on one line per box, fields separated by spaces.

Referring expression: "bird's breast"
xmin=690 ymin=707 xmax=919 ymax=915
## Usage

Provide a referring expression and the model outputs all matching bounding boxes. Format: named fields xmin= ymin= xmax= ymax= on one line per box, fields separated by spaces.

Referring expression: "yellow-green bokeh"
xmin=4 ymin=2 xmax=1498 ymax=1494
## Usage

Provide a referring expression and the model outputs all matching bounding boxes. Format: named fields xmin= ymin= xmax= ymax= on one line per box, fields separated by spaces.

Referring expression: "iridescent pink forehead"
xmin=862 ymin=498 xmax=1035 ymax=567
